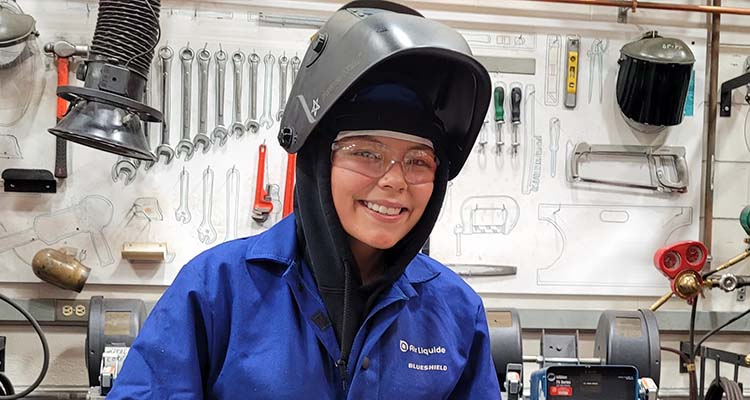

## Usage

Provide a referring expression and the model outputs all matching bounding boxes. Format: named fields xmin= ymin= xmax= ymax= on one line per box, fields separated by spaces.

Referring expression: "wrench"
xmin=276 ymin=53 xmax=289 ymax=121
xmin=211 ymin=46 xmax=229 ymax=146
xmin=225 ymin=166 xmax=240 ymax=241
xmin=290 ymin=54 xmax=301 ymax=86
xmin=229 ymin=50 xmax=246 ymax=138
xmin=194 ymin=46 xmax=212 ymax=153
xmin=155 ymin=45 xmax=175 ymax=165
xmin=175 ymin=44 xmax=195 ymax=161
xmin=112 ymin=156 xmax=138 ymax=186
xmin=244 ymin=52 xmax=260 ymax=133
xmin=143 ymin=66 xmax=156 ymax=170
xmin=259 ymin=52 xmax=275 ymax=130
xmin=175 ymin=167 xmax=191 ymax=224
xmin=197 ymin=166 xmax=217 ymax=244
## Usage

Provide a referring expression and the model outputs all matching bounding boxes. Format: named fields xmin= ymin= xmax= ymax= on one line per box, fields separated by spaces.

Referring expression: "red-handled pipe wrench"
xmin=252 ymin=143 xmax=274 ymax=223
xmin=282 ymin=154 xmax=296 ymax=217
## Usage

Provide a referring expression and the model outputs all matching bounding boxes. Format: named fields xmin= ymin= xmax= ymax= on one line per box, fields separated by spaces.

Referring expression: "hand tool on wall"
xmin=195 ymin=45 xmax=212 ymax=153
xmin=175 ymin=44 xmax=195 ymax=161
xmin=31 ymin=248 xmax=90 ymax=292
xmin=564 ymin=35 xmax=580 ymax=109
xmin=197 ymin=166 xmax=217 ymax=244
xmin=211 ymin=46 xmax=229 ymax=146
xmin=252 ymin=143 xmax=274 ymax=223
xmin=569 ymin=142 xmax=689 ymax=193
xmin=229 ymin=50 xmax=246 ymax=137
xmin=477 ymin=121 xmax=488 ymax=152
xmin=276 ymin=53 xmax=289 ymax=121
xmin=244 ymin=52 xmax=260 ymax=133
xmin=283 ymin=153 xmax=296 ymax=217
xmin=43 ymin=40 xmax=89 ymax=179
xmin=155 ymin=45 xmax=174 ymax=164
xmin=510 ymin=86 xmax=522 ymax=156
xmin=494 ymin=85 xmax=505 ymax=154
xmin=259 ymin=52 xmax=275 ymax=130
xmin=549 ymin=118 xmax=560 ymax=178
xmin=112 ymin=156 xmax=138 ymax=185
xmin=175 ymin=167 xmax=191 ymax=224
xmin=225 ymin=166 xmax=240 ymax=241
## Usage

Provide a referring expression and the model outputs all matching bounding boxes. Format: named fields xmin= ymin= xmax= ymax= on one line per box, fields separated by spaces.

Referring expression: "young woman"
xmin=108 ymin=1 xmax=499 ymax=398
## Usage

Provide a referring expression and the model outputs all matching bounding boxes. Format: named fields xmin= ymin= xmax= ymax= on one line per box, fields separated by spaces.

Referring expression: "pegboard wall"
xmin=0 ymin=1 xmax=707 ymax=295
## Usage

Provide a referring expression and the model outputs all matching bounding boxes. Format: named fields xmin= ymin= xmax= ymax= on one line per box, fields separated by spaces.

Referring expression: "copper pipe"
xmin=528 ymin=0 xmax=750 ymax=16
xmin=703 ymin=0 xmax=721 ymax=255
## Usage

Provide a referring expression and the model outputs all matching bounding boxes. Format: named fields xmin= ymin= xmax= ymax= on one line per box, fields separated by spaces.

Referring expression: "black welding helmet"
xmin=278 ymin=0 xmax=491 ymax=180
xmin=616 ymin=31 xmax=695 ymax=134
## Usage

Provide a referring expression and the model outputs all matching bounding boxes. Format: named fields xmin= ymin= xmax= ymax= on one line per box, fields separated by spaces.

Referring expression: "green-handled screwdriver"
xmin=494 ymin=86 xmax=505 ymax=153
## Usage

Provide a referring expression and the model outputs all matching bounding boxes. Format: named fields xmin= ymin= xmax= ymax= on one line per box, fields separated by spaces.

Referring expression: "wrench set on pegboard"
xmin=111 ymin=43 xmax=301 ymax=183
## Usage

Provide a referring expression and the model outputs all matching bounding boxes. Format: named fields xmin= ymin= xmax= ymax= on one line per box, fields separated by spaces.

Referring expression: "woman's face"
xmin=331 ymin=135 xmax=435 ymax=250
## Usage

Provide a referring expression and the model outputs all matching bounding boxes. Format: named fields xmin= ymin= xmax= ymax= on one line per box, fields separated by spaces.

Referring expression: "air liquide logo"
xmin=399 ymin=339 xmax=447 ymax=356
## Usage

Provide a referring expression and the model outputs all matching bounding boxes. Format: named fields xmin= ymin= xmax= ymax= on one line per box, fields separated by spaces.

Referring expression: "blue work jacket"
xmin=107 ymin=216 xmax=500 ymax=399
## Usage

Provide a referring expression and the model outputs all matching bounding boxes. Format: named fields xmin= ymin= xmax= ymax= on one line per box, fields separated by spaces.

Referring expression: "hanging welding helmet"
xmin=278 ymin=0 xmax=491 ymax=180
xmin=616 ymin=31 xmax=695 ymax=134
xmin=0 ymin=0 xmax=40 ymax=127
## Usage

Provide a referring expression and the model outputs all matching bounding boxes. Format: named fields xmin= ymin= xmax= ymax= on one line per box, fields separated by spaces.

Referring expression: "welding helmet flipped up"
xmin=278 ymin=0 xmax=491 ymax=180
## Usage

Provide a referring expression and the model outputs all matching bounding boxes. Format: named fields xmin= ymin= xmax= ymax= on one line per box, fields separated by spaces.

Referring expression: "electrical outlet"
xmin=55 ymin=299 xmax=89 ymax=322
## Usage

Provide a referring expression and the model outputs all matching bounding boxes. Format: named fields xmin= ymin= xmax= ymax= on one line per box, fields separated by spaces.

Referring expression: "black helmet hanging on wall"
xmin=278 ymin=0 xmax=491 ymax=180
xmin=616 ymin=31 xmax=695 ymax=134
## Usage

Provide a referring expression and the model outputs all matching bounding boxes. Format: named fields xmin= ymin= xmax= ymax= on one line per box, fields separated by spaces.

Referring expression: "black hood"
xmin=293 ymin=120 xmax=448 ymax=384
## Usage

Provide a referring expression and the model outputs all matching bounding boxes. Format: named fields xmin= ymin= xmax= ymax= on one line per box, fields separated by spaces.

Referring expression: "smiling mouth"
xmin=360 ymin=200 xmax=407 ymax=216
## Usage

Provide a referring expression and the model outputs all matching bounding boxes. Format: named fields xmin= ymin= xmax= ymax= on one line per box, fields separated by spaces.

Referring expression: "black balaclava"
xmin=293 ymin=81 xmax=449 ymax=387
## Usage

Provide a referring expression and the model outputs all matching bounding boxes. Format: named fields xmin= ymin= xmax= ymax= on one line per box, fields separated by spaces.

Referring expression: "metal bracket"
xmin=720 ymin=71 xmax=750 ymax=117
xmin=569 ymin=142 xmax=689 ymax=193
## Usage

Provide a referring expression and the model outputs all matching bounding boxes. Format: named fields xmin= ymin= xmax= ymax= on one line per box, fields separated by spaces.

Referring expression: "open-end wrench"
xmin=225 ymin=166 xmax=240 ymax=241
xmin=259 ymin=52 xmax=275 ymax=130
xmin=175 ymin=167 xmax=191 ymax=224
xmin=290 ymin=54 xmax=301 ymax=86
xmin=197 ymin=166 xmax=217 ymax=244
xmin=155 ymin=45 xmax=175 ymax=165
xmin=244 ymin=52 xmax=260 ymax=133
xmin=143 ymin=66 xmax=157 ymax=170
xmin=229 ymin=50 xmax=246 ymax=138
xmin=211 ymin=46 xmax=229 ymax=146
xmin=175 ymin=44 xmax=195 ymax=161
xmin=276 ymin=53 xmax=289 ymax=121
xmin=112 ymin=156 xmax=138 ymax=186
xmin=194 ymin=46 xmax=212 ymax=153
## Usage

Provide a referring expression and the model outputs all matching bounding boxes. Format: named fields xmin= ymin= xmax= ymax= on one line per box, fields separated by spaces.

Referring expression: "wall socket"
xmin=55 ymin=299 xmax=89 ymax=322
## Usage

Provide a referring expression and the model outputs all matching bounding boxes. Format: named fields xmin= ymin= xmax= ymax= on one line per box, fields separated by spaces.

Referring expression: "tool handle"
xmin=55 ymin=57 xmax=70 ymax=179
xmin=494 ymin=86 xmax=505 ymax=122
xmin=510 ymin=87 xmax=522 ymax=124
xmin=283 ymin=153 xmax=296 ymax=217
xmin=253 ymin=144 xmax=274 ymax=214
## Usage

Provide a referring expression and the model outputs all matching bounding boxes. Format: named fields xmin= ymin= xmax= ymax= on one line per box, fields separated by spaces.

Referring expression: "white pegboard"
xmin=0 ymin=1 xmax=707 ymax=294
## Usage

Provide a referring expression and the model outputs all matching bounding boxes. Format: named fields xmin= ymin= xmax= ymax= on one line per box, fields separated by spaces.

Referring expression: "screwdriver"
xmin=510 ymin=86 xmax=522 ymax=156
xmin=494 ymin=86 xmax=505 ymax=153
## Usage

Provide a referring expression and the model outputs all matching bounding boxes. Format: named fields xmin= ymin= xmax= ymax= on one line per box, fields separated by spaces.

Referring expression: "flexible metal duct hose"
xmin=90 ymin=0 xmax=161 ymax=79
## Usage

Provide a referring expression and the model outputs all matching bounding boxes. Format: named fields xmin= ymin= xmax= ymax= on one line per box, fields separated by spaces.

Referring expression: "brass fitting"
xmin=674 ymin=270 xmax=702 ymax=299
xmin=31 ymin=248 xmax=90 ymax=292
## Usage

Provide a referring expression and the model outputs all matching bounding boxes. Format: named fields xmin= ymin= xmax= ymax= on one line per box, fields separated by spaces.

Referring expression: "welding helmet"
xmin=278 ymin=0 xmax=491 ymax=180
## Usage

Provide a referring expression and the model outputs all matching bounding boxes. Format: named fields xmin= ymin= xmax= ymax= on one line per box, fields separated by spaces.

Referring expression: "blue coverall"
xmin=107 ymin=216 xmax=501 ymax=399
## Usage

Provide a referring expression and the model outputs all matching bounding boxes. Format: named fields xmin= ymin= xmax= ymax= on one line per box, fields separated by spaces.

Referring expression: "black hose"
xmin=705 ymin=377 xmax=744 ymax=400
xmin=694 ymin=306 xmax=750 ymax=351
xmin=0 ymin=372 xmax=14 ymax=395
xmin=661 ymin=346 xmax=697 ymax=400
xmin=90 ymin=0 xmax=161 ymax=78
xmin=0 ymin=293 xmax=49 ymax=400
